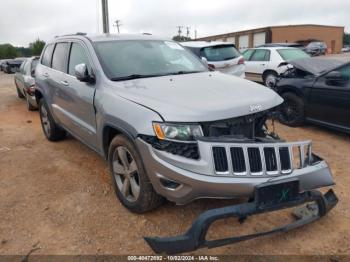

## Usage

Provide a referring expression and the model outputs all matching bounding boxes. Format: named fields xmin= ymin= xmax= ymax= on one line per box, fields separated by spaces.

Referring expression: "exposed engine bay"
xmin=200 ymin=109 xmax=281 ymax=143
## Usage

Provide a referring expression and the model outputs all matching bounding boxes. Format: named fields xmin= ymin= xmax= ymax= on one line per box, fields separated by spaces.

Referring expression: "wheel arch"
xmin=262 ymin=69 xmax=278 ymax=81
xmin=34 ymin=89 xmax=43 ymax=104
xmin=278 ymin=85 xmax=304 ymax=100
xmin=102 ymin=124 xmax=136 ymax=160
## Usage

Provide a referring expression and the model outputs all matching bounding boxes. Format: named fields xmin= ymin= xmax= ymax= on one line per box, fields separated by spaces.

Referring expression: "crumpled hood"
xmin=288 ymin=57 xmax=349 ymax=76
xmin=111 ymin=72 xmax=283 ymax=122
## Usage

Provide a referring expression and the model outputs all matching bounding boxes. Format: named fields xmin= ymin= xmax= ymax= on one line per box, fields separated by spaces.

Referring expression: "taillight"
xmin=26 ymin=85 xmax=35 ymax=95
xmin=238 ymin=58 xmax=245 ymax=65
xmin=208 ymin=64 xmax=215 ymax=71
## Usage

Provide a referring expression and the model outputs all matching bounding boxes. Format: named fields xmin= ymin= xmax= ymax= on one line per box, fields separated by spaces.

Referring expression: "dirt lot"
xmin=0 ymin=71 xmax=349 ymax=256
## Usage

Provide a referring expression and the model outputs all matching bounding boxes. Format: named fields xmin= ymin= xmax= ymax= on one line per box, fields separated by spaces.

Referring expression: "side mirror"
xmin=325 ymin=71 xmax=349 ymax=82
xmin=201 ymin=57 xmax=208 ymax=66
xmin=75 ymin=63 xmax=94 ymax=83
xmin=31 ymin=69 xmax=35 ymax=77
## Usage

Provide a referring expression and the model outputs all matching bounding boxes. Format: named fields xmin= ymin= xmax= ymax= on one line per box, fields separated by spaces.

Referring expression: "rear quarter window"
xmin=41 ymin=44 xmax=54 ymax=67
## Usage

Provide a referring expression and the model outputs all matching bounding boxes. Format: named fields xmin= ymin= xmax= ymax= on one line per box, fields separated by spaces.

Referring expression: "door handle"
xmin=60 ymin=80 xmax=69 ymax=86
xmin=42 ymin=72 xmax=49 ymax=77
xmin=260 ymin=64 xmax=266 ymax=66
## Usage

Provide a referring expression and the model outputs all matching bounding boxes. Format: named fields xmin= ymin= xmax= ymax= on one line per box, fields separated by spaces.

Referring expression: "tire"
xmin=38 ymin=99 xmax=66 ymax=141
xmin=108 ymin=134 xmax=164 ymax=213
xmin=278 ymin=92 xmax=305 ymax=127
xmin=26 ymin=93 xmax=36 ymax=111
xmin=16 ymin=86 xmax=25 ymax=99
xmin=263 ymin=71 xmax=278 ymax=88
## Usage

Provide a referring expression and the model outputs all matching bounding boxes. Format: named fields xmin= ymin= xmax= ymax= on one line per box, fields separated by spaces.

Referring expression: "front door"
xmin=308 ymin=64 xmax=350 ymax=130
xmin=56 ymin=41 xmax=98 ymax=149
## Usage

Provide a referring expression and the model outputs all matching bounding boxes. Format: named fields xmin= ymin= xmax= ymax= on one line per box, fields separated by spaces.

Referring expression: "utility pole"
xmin=186 ymin=26 xmax=191 ymax=38
xmin=194 ymin=29 xmax=197 ymax=39
xmin=176 ymin=26 xmax=183 ymax=37
xmin=101 ymin=0 xmax=109 ymax=33
xmin=113 ymin=20 xmax=122 ymax=34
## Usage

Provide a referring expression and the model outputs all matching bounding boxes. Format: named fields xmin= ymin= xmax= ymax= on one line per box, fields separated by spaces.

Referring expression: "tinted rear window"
xmin=41 ymin=44 xmax=54 ymax=67
xmin=277 ymin=49 xmax=309 ymax=60
xmin=52 ymin=43 xmax=70 ymax=72
xmin=200 ymin=45 xmax=240 ymax=62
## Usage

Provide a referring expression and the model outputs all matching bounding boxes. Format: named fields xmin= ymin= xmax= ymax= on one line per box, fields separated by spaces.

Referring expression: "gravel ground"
xmin=0 ymin=71 xmax=349 ymax=256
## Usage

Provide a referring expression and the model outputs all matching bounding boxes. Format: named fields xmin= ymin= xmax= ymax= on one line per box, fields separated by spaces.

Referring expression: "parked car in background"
xmin=242 ymin=47 xmax=310 ymax=87
xmin=275 ymin=57 xmax=350 ymax=133
xmin=342 ymin=45 xmax=350 ymax=53
xmin=14 ymin=56 xmax=39 ymax=111
xmin=0 ymin=59 xmax=12 ymax=71
xmin=34 ymin=33 xmax=337 ymax=254
xmin=258 ymin=42 xmax=305 ymax=51
xmin=181 ymin=41 xmax=245 ymax=78
xmin=3 ymin=58 xmax=25 ymax=73
xmin=305 ymin=41 xmax=327 ymax=56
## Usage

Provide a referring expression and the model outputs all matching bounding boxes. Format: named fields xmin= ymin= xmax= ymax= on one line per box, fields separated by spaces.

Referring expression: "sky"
xmin=0 ymin=0 xmax=349 ymax=47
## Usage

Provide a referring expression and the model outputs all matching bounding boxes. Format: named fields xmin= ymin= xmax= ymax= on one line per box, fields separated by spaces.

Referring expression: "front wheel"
xmin=108 ymin=135 xmax=164 ymax=213
xmin=278 ymin=92 xmax=305 ymax=127
xmin=264 ymin=72 xmax=278 ymax=88
xmin=39 ymin=99 xmax=66 ymax=141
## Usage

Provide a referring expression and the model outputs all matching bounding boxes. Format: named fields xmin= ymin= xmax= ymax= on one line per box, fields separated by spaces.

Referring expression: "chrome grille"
xmin=212 ymin=141 xmax=312 ymax=177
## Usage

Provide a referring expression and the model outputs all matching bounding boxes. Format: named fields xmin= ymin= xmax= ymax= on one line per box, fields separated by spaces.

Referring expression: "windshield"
xmin=200 ymin=45 xmax=240 ymax=62
xmin=94 ymin=40 xmax=207 ymax=80
xmin=277 ymin=49 xmax=310 ymax=61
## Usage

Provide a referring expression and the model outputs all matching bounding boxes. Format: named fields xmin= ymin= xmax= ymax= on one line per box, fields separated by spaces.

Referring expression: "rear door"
xmin=54 ymin=41 xmax=98 ymax=148
xmin=244 ymin=49 xmax=270 ymax=82
xmin=308 ymin=64 xmax=350 ymax=130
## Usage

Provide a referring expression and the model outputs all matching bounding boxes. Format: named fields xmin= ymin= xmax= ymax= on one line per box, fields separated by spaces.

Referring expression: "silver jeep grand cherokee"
xmin=35 ymin=33 xmax=337 ymax=254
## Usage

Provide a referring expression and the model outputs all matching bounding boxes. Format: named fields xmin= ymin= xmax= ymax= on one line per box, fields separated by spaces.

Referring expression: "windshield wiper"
xmin=110 ymin=74 xmax=164 ymax=81
xmin=167 ymin=70 xmax=204 ymax=75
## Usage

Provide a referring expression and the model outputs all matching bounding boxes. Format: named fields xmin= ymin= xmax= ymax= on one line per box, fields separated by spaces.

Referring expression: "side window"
xmin=338 ymin=65 xmax=350 ymax=80
xmin=19 ymin=61 xmax=26 ymax=74
xmin=68 ymin=42 xmax=91 ymax=76
xmin=250 ymin=49 xmax=270 ymax=61
xmin=41 ymin=44 xmax=54 ymax=67
xmin=242 ymin=49 xmax=254 ymax=61
xmin=23 ymin=61 xmax=31 ymax=75
xmin=52 ymin=42 xmax=70 ymax=73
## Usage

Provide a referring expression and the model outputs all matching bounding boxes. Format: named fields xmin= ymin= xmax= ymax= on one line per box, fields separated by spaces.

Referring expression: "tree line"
xmin=344 ymin=32 xmax=350 ymax=46
xmin=0 ymin=39 xmax=46 ymax=59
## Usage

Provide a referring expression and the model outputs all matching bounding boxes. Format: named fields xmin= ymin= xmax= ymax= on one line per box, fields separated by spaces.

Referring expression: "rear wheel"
xmin=39 ymin=99 xmax=66 ymax=141
xmin=278 ymin=92 xmax=305 ymax=126
xmin=108 ymin=135 xmax=164 ymax=213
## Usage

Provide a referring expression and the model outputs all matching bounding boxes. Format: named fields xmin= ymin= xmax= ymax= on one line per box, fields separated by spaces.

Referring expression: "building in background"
xmin=196 ymin=24 xmax=344 ymax=54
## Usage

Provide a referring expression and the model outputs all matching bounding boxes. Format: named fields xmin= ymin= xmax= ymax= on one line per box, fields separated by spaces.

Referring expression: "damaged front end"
xmin=141 ymin=109 xmax=338 ymax=254
xmin=145 ymin=188 xmax=338 ymax=254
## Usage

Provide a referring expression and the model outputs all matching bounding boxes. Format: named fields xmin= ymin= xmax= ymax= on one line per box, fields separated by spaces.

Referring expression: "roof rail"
xmin=54 ymin=32 xmax=87 ymax=38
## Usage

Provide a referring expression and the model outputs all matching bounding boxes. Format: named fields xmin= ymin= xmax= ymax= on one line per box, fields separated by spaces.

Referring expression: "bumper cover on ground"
xmin=144 ymin=189 xmax=338 ymax=254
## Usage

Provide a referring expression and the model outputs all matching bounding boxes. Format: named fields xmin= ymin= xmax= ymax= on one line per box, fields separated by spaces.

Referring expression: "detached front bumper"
xmin=136 ymin=138 xmax=334 ymax=204
xmin=145 ymin=189 xmax=338 ymax=254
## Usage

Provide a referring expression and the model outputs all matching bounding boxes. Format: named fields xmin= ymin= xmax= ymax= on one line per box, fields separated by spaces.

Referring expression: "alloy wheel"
xmin=40 ymin=104 xmax=51 ymax=136
xmin=112 ymin=146 xmax=140 ymax=202
xmin=281 ymin=99 xmax=300 ymax=123
xmin=265 ymin=74 xmax=277 ymax=88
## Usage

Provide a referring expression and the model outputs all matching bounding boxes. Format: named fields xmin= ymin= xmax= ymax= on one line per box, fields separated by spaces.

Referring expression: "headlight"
xmin=153 ymin=122 xmax=203 ymax=141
